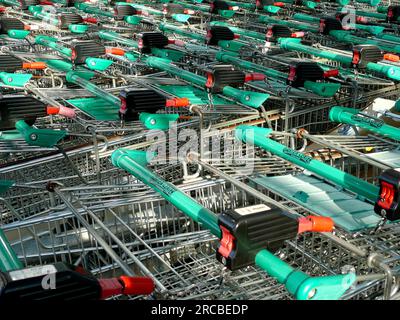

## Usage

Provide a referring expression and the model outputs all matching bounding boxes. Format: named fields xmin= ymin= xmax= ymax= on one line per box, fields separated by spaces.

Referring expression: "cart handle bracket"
xmin=15 ymin=120 xmax=67 ymax=148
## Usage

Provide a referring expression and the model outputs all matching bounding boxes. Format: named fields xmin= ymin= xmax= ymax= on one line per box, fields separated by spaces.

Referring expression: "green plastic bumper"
xmin=15 ymin=120 xmax=67 ymax=148
xmin=7 ymin=29 xmax=30 ymax=39
xmin=111 ymin=148 xmax=356 ymax=300
xmin=0 ymin=229 xmax=23 ymax=272
xmin=216 ymin=52 xmax=341 ymax=97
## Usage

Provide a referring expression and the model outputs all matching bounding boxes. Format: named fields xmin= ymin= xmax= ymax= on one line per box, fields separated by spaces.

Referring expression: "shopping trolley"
xmin=99 ymin=123 xmax=399 ymax=300
xmin=0 ymin=201 xmax=155 ymax=300
xmin=0 ymin=162 xmax=293 ymax=299
xmin=0 ymin=118 xmax=334 ymax=300
xmin=0 ymin=112 xmax=265 ymax=226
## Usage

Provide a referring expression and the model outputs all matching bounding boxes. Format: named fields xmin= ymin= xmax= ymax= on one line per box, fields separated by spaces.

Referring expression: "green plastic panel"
xmin=264 ymin=5 xmax=281 ymax=13
xmin=0 ymin=130 xmax=23 ymax=140
xmin=0 ymin=180 xmax=15 ymax=194
xmin=0 ymin=72 xmax=32 ymax=87
xmin=67 ymin=97 xmax=119 ymax=121
xmin=172 ymin=13 xmax=191 ymax=23
xmin=253 ymin=174 xmax=382 ymax=231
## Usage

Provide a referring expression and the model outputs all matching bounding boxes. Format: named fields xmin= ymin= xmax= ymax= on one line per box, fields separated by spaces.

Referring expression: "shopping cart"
xmin=0 ymin=200 xmax=155 ymax=300
xmin=100 ymin=123 xmax=399 ymax=300
xmin=0 ymin=112 xmax=265 ymax=225
xmin=0 ymin=161 xmax=294 ymax=299
xmin=0 ymin=120 xmax=340 ymax=299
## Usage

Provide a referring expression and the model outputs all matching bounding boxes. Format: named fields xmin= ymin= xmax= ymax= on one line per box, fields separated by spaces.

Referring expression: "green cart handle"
xmin=75 ymin=2 xmax=115 ymax=17
xmin=217 ymin=40 xmax=248 ymax=53
xmin=329 ymin=30 xmax=400 ymax=55
xmin=235 ymin=125 xmax=379 ymax=202
xmin=99 ymin=30 xmax=185 ymax=62
xmin=294 ymin=13 xmax=384 ymax=35
xmin=15 ymin=120 xmax=67 ymax=148
xmin=117 ymin=2 xmax=163 ymax=16
xmin=256 ymin=249 xmax=356 ymax=300
xmin=35 ymin=35 xmax=112 ymax=71
xmin=111 ymin=148 xmax=356 ymax=300
xmin=35 ymin=35 xmax=73 ymax=57
xmin=224 ymin=0 xmax=255 ymax=10
xmin=150 ymin=48 xmax=185 ymax=62
xmin=336 ymin=0 xmax=350 ymax=5
xmin=292 ymin=13 xmax=318 ymax=23
xmin=66 ymin=71 xmax=120 ymax=106
xmin=210 ymin=21 xmax=266 ymax=41
xmin=0 ymin=0 xmax=22 ymax=7
xmin=279 ymin=38 xmax=400 ymax=81
xmin=356 ymin=25 xmax=384 ymax=35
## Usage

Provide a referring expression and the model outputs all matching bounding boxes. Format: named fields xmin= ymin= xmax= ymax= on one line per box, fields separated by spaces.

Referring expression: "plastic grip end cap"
xmin=119 ymin=276 xmax=155 ymax=295
xmin=298 ymin=216 xmax=334 ymax=233
xmin=386 ymin=66 xmax=400 ymax=81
